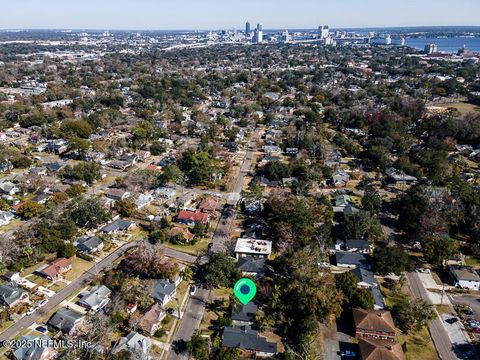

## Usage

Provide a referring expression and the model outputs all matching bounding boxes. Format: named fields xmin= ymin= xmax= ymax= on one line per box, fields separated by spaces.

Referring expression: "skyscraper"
xmin=246 ymin=21 xmax=251 ymax=36
xmin=424 ymin=43 xmax=438 ymax=54
xmin=254 ymin=23 xmax=263 ymax=43
xmin=319 ymin=25 xmax=329 ymax=39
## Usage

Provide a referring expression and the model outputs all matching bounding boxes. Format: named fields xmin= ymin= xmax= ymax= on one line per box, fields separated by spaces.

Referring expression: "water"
xmin=405 ymin=37 xmax=480 ymax=53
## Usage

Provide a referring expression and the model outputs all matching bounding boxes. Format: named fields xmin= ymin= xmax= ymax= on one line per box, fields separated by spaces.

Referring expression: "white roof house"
xmin=234 ymin=238 xmax=272 ymax=260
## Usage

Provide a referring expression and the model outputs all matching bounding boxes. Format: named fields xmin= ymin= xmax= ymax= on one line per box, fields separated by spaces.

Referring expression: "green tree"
xmin=69 ymin=197 xmax=112 ymax=229
xmin=344 ymin=210 xmax=384 ymax=241
xmin=372 ymin=245 xmax=414 ymax=275
xmin=17 ymin=201 xmax=44 ymax=219
xmin=392 ymin=298 xmax=436 ymax=333
xmin=60 ymin=119 xmax=94 ymax=138
xmin=150 ymin=141 xmax=167 ymax=156
xmin=57 ymin=242 xmax=77 ymax=258
xmin=179 ymin=150 xmax=218 ymax=186
xmin=115 ymin=199 xmax=136 ymax=217
xmin=120 ymin=277 xmax=154 ymax=310
xmin=60 ymin=162 xmax=101 ymax=185
xmin=422 ymin=235 xmax=459 ymax=267
xmin=362 ymin=187 xmax=381 ymax=215
xmin=203 ymin=253 xmax=241 ymax=288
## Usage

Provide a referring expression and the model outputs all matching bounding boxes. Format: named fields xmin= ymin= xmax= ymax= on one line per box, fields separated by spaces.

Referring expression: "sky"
xmin=0 ymin=0 xmax=479 ymax=30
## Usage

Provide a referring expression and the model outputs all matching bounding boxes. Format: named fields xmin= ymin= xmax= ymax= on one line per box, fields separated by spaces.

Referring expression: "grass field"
xmin=437 ymin=102 xmax=480 ymax=115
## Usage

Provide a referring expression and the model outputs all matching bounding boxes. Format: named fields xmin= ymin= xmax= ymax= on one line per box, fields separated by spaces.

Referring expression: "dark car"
xmin=35 ymin=326 xmax=48 ymax=334
xmin=446 ymin=318 xmax=459 ymax=324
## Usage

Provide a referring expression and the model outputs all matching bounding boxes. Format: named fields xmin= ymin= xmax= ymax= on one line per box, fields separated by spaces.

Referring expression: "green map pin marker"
xmin=234 ymin=278 xmax=257 ymax=305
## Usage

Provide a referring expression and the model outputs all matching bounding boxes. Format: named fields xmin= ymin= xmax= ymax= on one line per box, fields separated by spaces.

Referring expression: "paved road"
xmin=0 ymin=241 xmax=199 ymax=342
xmin=210 ymin=127 xmax=260 ymax=254
xmin=407 ymin=272 xmax=459 ymax=360
xmin=167 ymin=287 xmax=211 ymax=360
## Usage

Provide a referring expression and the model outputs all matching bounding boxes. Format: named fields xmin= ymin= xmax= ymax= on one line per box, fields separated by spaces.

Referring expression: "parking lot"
xmin=450 ymin=294 xmax=480 ymax=322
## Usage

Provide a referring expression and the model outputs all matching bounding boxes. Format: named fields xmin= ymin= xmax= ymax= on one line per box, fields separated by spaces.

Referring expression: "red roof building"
xmin=177 ymin=210 xmax=210 ymax=225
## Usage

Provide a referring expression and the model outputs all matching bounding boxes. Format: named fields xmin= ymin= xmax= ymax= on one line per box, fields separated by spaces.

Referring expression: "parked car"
xmin=35 ymin=326 xmax=48 ymax=334
xmin=340 ymin=350 xmax=356 ymax=357
xmin=416 ymin=268 xmax=431 ymax=274
xmin=38 ymin=299 xmax=48 ymax=308
xmin=470 ymin=327 xmax=480 ymax=334
xmin=26 ymin=308 xmax=37 ymax=316
xmin=190 ymin=285 xmax=197 ymax=295
xmin=446 ymin=318 xmax=459 ymax=324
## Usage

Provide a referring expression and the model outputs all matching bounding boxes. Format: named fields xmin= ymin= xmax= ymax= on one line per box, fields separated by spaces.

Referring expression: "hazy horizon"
xmin=1 ymin=0 xmax=479 ymax=30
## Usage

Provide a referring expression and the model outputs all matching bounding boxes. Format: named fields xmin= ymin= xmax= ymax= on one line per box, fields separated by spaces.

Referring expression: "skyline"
xmin=0 ymin=0 xmax=479 ymax=30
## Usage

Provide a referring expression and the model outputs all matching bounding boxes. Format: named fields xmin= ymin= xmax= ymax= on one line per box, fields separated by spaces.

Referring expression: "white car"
xmin=26 ymin=308 xmax=37 ymax=316
xmin=416 ymin=268 xmax=431 ymax=274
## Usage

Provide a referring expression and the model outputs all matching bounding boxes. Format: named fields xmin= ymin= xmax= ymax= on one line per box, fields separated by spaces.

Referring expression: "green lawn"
xmin=20 ymin=253 xmax=57 ymax=277
xmin=64 ymin=257 xmax=95 ymax=282
xmin=164 ymin=237 xmax=210 ymax=256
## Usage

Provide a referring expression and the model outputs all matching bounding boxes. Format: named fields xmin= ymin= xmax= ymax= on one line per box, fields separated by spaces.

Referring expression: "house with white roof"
xmin=234 ymin=238 xmax=272 ymax=260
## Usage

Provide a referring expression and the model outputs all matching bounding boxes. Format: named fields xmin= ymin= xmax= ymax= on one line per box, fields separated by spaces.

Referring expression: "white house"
xmin=234 ymin=238 xmax=272 ymax=260
xmin=0 ymin=211 xmax=14 ymax=226
xmin=450 ymin=266 xmax=480 ymax=290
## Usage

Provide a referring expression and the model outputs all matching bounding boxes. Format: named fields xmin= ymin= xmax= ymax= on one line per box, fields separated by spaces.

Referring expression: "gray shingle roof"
xmin=101 ymin=218 xmax=134 ymax=233
xmin=335 ymin=251 xmax=368 ymax=267
xmin=13 ymin=335 xmax=53 ymax=360
xmin=0 ymin=284 xmax=27 ymax=307
xmin=231 ymin=302 xmax=258 ymax=323
xmin=236 ymin=257 xmax=266 ymax=274
xmin=77 ymin=285 xmax=111 ymax=310
xmin=151 ymin=279 xmax=176 ymax=303
xmin=48 ymin=308 xmax=84 ymax=334
xmin=222 ymin=326 xmax=277 ymax=355
xmin=76 ymin=236 xmax=103 ymax=252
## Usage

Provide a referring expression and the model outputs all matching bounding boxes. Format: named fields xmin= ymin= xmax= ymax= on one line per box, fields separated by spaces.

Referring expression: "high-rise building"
xmin=400 ymin=37 xmax=406 ymax=46
xmin=246 ymin=21 xmax=251 ymax=36
xmin=385 ymin=34 xmax=392 ymax=45
xmin=424 ymin=43 xmax=438 ymax=54
xmin=254 ymin=23 xmax=263 ymax=43
xmin=318 ymin=25 xmax=329 ymax=39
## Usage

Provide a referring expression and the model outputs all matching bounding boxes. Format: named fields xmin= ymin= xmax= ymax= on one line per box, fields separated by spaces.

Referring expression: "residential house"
xmin=285 ymin=148 xmax=299 ymax=156
xmin=0 ymin=210 xmax=14 ymax=226
xmin=29 ymin=167 xmax=47 ymax=177
xmin=168 ymin=227 xmax=195 ymax=243
xmin=353 ymin=308 xmax=396 ymax=341
xmin=449 ymin=266 xmax=480 ymax=290
xmin=48 ymin=308 xmax=85 ymax=335
xmin=231 ymin=302 xmax=258 ymax=327
xmin=222 ymin=326 xmax=277 ymax=358
xmin=177 ymin=209 xmax=210 ymax=227
xmin=106 ymin=188 xmax=130 ymax=201
xmin=151 ymin=279 xmax=177 ymax=307
xmin=236 ymin=256 xmax=266 ymax=277
xmin=35 ymin=258 xmax=72 ymax=281
xmin=13 ymin=335 xmax=57 ymax=360
xmin=234 ymin=238 xmax=272 ymax=260
xmin=335 ymin=251 xmax=369 ymax=269
xmin=0 ymin=284 xmax=28 ymax=307
xmin=138 ymin=304 xmax=166 ymax=336
xmin=262 ymin=145 xmax=282 ymax=155
xmin=358 ymin=338 xmax=405 ymax=360
xmin=176 ymin=192 xmax=197 ymax=209
xmin=346 ymin=239 xmax=371 ymax=254
xmin=335 ymin=194 xmax=352 ymax=207
xmin=242 ymin=198 xmax=264 ymax=214
xmin=31 ymin=193 xmax=50 ymax=205
xmin=0 ymin=161 xmax=13 ymax=173
xmin=198 ymin=197 xmax=219 ymax=214
xmin=46 ymin=139 xmax=69 ymax=154
xmin=332 ymin=170 xmax=350 ymax=187
xmin=155 ymin=187 xmax=176 ymax=199
xmin=352 ymin=268 xmax=385 ymax=310
xmin=100 ymin=218 xmax=136 ymax=234
xmin=0 ymin=181 xmax=19 ymax=195
xmin=385 ymin=168 xmax=417 ymax=185
xmin=325 ymin=150 xmax=342 ymax=167
xmin=282 ymin=177 xmax=298 ymax=188
xmin=135 ymin=194 xmax=154 ymax=210
xmin=75 ymin=236 xmax=104 ymax=253
xmin=114 ymin=331 xmax=152 ymax=359
xmin=77 ymin=285 xmax=111 ymax=312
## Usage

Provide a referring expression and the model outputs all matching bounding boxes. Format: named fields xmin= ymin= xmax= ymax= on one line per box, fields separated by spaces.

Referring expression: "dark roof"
xmin=346 ymin=239 xmax=369 ymax=250
xmin=358 ymin=338 xmax=405 ymax=360
xmin=48 ymin=308 xmax=84 ymax=333
xmin=352 ymin=268 xmax=377 ymax=287
xmin=76 ymin=236 xmax=103 ymax=252
xmin=101 ymin=218 xmax=134 ymax=233
xmin=222 ymin=326 xmax=277 ymax=355
xmin=231 ymin=302 xmax=258 ymax=323
xmin=236 ymin=256 xmax=266 ymax=274
xmin=335 ymin=251 xmax=369 ymax=267
xmin=0 ymin=284 xmax=26 ymax=306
